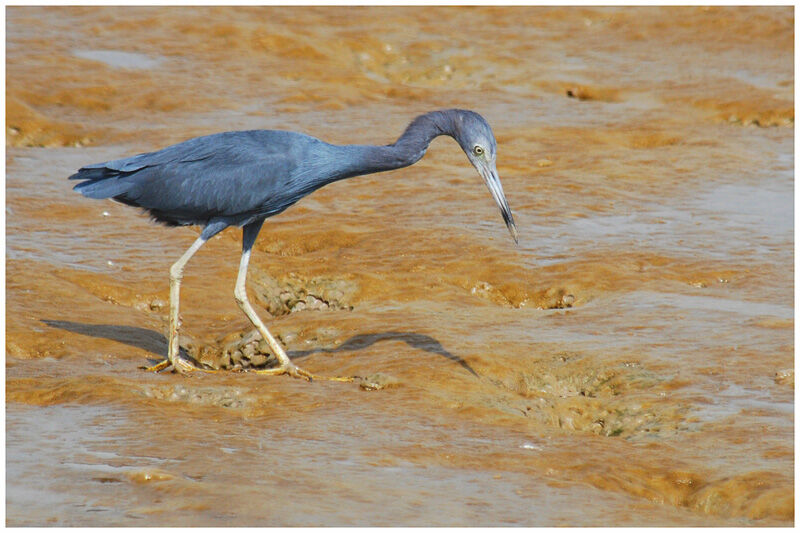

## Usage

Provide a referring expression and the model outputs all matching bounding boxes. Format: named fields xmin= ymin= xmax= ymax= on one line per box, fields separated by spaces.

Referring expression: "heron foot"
xmin=141 ymin=358 xmax=351 ymax=381
xmin=140 ymin=357 xmax=222 ymax=375
xmin=141 ymin=359 xmax=171 ymax=373
xmin=248 ymin=363 xmax=354 ymax=382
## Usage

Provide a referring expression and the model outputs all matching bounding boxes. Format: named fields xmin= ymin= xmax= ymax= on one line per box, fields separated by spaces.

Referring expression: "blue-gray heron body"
xmin=70 ymin=109 xmax=517 ymax=379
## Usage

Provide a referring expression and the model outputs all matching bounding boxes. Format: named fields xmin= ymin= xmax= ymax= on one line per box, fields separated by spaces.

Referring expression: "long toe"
xmin=144 ymin=356 xmax=221 ymax=375
xmin=253 ymin=363 xmax=312 ymax=381
xmin=141 ymin=359 xmax=171 ymax=373
xmin=250 ymin=363 xmax=353 ymax=382
xmin=289 ymin=364 xmax=355 ymax=382
xmin=145 ymin=358 xmax=349 ymax=380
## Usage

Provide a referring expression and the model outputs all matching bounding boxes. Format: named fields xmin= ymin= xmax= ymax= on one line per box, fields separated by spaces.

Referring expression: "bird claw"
xmin=142 ymin=358 xmax=352 ymax=382
xmin=288 ymin=364 xmax=314 ymax=381
xmin=141 ymin=359 xmax=171 ymax=373
xmin=249 ymin=363 xmax=353 ymax=382
xmin=172 ymin=356 xmax=201 ymax=375
xmin=140 ymin=356 xmax=220 ymax=375
xmin=248 ymin=363 xmax=312 ymax=380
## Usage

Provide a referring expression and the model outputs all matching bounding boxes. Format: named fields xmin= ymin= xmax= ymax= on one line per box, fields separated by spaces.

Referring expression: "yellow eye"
xmin=473 ymin=145 xmax=484 ymax=156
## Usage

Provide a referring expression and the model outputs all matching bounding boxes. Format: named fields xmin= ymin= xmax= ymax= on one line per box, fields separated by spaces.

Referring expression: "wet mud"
xmin=6 ymin=6 xmax=794 ymax=526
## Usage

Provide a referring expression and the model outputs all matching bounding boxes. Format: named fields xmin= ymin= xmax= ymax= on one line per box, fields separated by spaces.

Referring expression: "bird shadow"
xmin=42 ymin=319 xmax=168 ymax=356
xmin=40 ymin=320 xmax=477 ymax=377
xmin=288 ymin=331 xmax=478 ymax=377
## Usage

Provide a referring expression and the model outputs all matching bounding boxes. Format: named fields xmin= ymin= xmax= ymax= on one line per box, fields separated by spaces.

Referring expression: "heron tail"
xmin=69 ymin=153 xmax=151 ymax=199
xmin=69 ymin=167 xmax=137 ymax=199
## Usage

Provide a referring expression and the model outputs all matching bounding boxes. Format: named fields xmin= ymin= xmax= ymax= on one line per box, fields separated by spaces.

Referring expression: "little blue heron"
xmin=70 ymin=109 xmax=518 ymax=380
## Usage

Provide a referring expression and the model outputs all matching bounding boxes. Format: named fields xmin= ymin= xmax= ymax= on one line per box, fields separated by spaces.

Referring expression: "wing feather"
xmin=70 ymin=130 xmax=325 ymax=226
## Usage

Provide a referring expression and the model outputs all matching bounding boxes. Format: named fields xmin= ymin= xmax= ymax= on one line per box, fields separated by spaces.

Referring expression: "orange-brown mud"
xmin=6 ymin=6 xmax=794 ymax=526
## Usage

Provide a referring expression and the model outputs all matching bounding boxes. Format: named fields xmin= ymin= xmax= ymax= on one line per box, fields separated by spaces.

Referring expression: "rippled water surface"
xmin=6 ymin=6 xmax=793 ymax=526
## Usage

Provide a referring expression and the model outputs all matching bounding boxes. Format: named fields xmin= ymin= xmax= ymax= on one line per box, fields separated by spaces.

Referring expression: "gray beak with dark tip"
xmin=479 ymin=164 xmax=519 ymax=245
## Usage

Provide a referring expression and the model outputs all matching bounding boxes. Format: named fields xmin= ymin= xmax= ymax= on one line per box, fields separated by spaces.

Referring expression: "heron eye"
xmin=473 ymin=145 xmax=484 ymax=156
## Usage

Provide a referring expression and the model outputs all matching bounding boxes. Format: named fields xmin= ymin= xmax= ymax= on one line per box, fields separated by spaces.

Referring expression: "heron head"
xmin=449 ymin=110 xmax=518 ymax=245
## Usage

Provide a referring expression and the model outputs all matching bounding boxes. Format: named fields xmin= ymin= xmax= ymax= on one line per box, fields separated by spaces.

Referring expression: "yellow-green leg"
xmin=236 ymin=221 xmax=352 ymax=382
xmin=143 ymin=234 xmax=220 ymax=374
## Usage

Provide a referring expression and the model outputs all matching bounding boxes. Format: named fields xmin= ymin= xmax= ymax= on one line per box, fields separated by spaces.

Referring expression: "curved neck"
xmin=390 ymin=110 xmax=455 ymax=166
xmin=333 ymin=110 xmax=456 ymax=179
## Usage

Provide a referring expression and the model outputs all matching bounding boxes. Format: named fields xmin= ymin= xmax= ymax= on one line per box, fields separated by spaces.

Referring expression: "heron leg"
xmin=234 ymin=221 xmax=352 ymax=382
xmin=141 ymin=235 xmax=209 ymax=374
xmin=144 ymin=222 xmax=230 ymax=375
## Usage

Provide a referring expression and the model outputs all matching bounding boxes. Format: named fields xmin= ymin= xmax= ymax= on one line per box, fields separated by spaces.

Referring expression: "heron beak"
xmin=480 ymin=164 xmax=518 ymax=245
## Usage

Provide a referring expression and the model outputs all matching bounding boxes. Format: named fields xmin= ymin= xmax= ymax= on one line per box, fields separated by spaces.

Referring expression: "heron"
xmin=69 ymin=109 xmax=518 ymax=380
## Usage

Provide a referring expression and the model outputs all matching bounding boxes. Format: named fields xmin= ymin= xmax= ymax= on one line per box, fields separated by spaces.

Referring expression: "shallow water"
xmin=6 ymin=6 xmax=794 ymax=526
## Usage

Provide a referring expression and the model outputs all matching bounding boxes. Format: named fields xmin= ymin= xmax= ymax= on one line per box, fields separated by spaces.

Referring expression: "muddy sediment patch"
xmin=6 ymin=97 xmax=97 ymax=147
xmin=187 ymin=329 xmax=280 ymax=371
xmin=494 ymin=352 xmax=689 ymax=439
xmin=250 ymin=267 xmax=358 ymax=317
xmin=186 ymin=321 xmax=354 ymax=372
xmin=585 ymin=466 xmax=793 ymax=522
xmin=139 ymin=383 xmax=252 ymax=409
xmin=683 ymin=91 xmax=793 ymax=128
xmin=8 ymin=375 xmax=262 ymax=413
xmin=696 ymin=99 xmax=793 ymax=127
xmin=466 ymin=280 xmax=579 ymax=309
xmin=687 ymin=471 xmax=794 ymax=521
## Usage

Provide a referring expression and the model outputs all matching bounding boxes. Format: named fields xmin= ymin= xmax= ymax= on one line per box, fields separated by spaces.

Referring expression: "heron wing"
xmin=71 ymin=130 xmax=327 ymax=226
